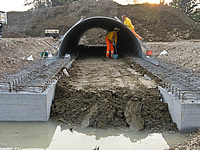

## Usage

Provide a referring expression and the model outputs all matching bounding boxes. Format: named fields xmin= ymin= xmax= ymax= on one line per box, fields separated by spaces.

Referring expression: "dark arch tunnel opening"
xmin=58 ymin=16 xmax=143 ymax=59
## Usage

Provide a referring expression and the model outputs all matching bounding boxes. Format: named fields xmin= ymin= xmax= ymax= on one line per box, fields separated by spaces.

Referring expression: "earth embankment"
xmin=3 ymin=0 xmax=200 ymax=42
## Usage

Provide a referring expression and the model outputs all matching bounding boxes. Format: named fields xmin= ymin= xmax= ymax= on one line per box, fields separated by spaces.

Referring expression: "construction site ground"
xmin=1 ymin=38 xmax=200 ymax=149
xmin=51 ymin=56 xmax=176 ymax=131
xmin=0 ymin=37 xmax=56 ymax=76
xmin=1 ymin=1 xmax=200 ymax=149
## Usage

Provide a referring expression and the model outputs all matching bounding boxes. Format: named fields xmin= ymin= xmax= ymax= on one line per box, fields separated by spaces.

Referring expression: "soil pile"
xmin=3 ymin=0 xmax=200 ymax=42
xmin=0 ymin=37 xmax=55 ymax=76
xmin=51 ymin=58 xmax=176 ymax=131
xmin=146 ymin=39 xmax=200 ymax=73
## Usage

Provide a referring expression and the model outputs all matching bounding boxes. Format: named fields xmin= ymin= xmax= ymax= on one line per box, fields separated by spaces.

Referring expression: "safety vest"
xmin=106 ymin=31 xmax=117 ymax=44
xmin=124 ymin=17 xmax=135 ymax=30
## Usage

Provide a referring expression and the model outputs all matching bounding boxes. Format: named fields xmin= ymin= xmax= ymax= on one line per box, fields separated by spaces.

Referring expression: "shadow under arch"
xmin=58 ymin=16 xmax=143 ymax=58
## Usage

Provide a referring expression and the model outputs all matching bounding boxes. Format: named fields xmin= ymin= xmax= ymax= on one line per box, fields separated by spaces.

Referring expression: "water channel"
xmin=0 ymin=121 xmax=189 ymax=150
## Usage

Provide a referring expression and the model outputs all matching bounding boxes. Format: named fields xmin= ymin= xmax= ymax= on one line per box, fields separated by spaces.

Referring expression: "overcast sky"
xmin=0 ymin=0 xmax=171 ymax=12
xmin=0 ymin=0 xmax=31 ymax=12
xmin=0 ymin=0 xmax=134 ymax=12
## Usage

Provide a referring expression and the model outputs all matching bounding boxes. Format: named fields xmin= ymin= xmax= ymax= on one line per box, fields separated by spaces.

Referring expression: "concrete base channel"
xmin=0 ymin=81 xmax=57 ymax=121
xmin=159 ymin=86 xmax=200 ymax=132
xmin=133 ymin=57 xmax=200 ymax=132
xmin=0 ymin=57 xmax=72 ymax=121
xmin=0 ymin=15 xmax=200 ymax=132
xmin=0 ymin=56 xmax=200 ymax=132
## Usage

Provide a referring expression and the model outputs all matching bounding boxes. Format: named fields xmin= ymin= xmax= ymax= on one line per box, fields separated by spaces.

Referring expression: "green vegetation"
xmin=170 ymin=0 xmax=200 ymax=23
xmin=24 ymin=0 xmax=79 ymax=9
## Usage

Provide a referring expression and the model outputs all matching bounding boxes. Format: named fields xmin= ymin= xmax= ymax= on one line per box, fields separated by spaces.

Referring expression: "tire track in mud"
xmin=51 ymin=57 xmax=177 ymax=131
xmin=68 ymin=58 xmax=144 ymax=91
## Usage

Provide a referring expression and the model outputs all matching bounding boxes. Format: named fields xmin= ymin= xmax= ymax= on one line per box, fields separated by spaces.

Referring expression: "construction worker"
xmin=41 ymin=50 xmax=49 ymax=59
xmin=105 ymin=27 xmax=120 ymax=58
xmin=121 ymin=15 xmax=142 ymax=40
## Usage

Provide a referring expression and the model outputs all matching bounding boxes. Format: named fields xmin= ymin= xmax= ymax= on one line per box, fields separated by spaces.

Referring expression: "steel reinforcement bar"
xmin=0 ymin=57 xmax=71 ymax=93
xmin=133 ymin=57 xmax=200 ymax=102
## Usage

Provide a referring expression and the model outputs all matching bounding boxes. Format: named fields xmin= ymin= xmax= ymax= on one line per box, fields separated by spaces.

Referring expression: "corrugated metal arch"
xmin=58 ymin=16 xmax=143 ymax=58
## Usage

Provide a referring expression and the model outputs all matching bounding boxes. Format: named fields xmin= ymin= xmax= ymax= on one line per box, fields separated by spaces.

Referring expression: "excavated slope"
xmin=3 ymin=0 xmax=200 ymax=42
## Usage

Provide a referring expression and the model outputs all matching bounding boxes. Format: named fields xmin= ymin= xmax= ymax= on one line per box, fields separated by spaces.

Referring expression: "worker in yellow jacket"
xmin=105 ymin=27 xmax=120 ymax=58
xmin=121 ymin=15 xmax=142 ymax=40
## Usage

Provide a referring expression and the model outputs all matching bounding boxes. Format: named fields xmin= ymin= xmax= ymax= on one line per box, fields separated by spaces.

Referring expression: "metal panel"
xmin=58 ymin=16 xmax=143 ymax=58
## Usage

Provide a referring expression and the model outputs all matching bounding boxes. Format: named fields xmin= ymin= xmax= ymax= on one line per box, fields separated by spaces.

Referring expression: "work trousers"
xmin=105 ymin=37 xmax=114 ymax=58
xmin=131 ymin=28 xmax=142 ymax=40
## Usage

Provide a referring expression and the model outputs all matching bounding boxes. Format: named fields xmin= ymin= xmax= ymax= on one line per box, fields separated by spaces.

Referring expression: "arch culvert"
xmin=58 ymin=16 xmax=143 ymax=58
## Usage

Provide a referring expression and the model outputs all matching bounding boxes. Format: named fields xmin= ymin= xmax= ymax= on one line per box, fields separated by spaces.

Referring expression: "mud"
xmin=51 ymin=57 xmax=176 ymax=131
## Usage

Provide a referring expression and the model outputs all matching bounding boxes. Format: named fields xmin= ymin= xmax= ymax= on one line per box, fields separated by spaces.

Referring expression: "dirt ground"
xmin=146 ymin=39 xmax=200 ymax=74
xmin=1 ymin=38 xmax=200 ymax=77
xmin=50 ymin=57 xmax=176 ymax=131
xmin=1 ymin=37 xmax=200 ymax=149
xmin=0 ymin=37 xmax=56 ymax=76
xmin=1 ymin=0 xmax=200 ymax=148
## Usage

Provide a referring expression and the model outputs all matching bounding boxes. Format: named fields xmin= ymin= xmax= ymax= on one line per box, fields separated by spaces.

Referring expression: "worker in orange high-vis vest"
xmin=105 ymin=27 xmax=120 ymax=58
xmin=121 ymin=15 xmax=142 ymax=40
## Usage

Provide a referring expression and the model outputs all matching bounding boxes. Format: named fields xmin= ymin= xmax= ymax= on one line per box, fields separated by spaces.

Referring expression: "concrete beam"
xmin=159 ymin=86 xmax=200 ymax=132
xmin=0 ymin=80 xmax=57 ymax=121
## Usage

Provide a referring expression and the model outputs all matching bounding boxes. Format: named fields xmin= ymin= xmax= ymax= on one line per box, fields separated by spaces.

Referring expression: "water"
xmin=0 ymin=121 xmax=189 ymax=150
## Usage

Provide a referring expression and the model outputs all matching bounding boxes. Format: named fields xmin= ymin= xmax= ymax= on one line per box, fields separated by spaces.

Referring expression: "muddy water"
xmin=0 ymin=121 xmax=189 ymax=150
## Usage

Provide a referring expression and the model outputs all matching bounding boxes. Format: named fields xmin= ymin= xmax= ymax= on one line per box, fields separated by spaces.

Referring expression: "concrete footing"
xmin=0 ymin=80 xmax=57 ymax=121
xmin=159 ymin=86 xmax=200 ymax=132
